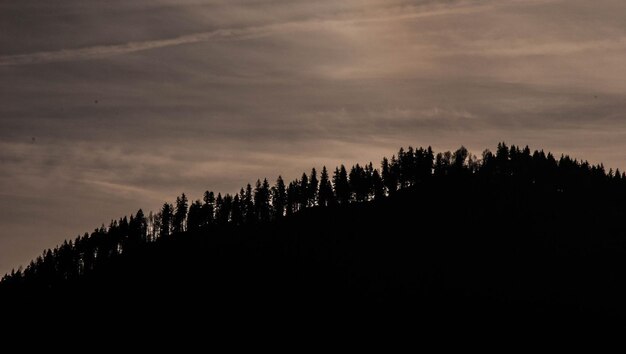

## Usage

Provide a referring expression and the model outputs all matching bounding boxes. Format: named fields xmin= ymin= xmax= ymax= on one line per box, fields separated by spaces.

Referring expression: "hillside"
xmin=2 ymin=143 xmax=626 ymax=329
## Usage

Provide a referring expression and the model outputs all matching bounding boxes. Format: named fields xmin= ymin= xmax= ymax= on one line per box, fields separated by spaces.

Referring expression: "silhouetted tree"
xmin=215 ymin=193 xmax=225 ymax=225
xmin=272 ymin=176 xmax=287 ymax=218
xmin=349 ymin=164 xmax=368 ymax=202
xmin=146 ymin=211 xmax=157 ymax=242
xmin=299 ymin=173 xmax=309 ymax=210
xmin=333 ymin=165 xmax=350 ymax=205
xmin=434 ymin=151 xmax=451 ymax=176
xmin=308 ymin=168 xmax=319 ymax=207
xmin=254 ymin=179 xmax=271 ymax=222
xmin=218 ymin=194 xmax=233 ymax=225
xmin=231 ymin=194 xmax=244 ymax=226
xmin=173 ymin=193 xmax=188 ymax=233
xmin=286 ymin=181 xmax=298 ymax=216
xmin=187 ymin=200 xmax=203 ymax=233
xmin=202 ymin=191 xmax=216 ymax=227
xmin=381 ymin=157 xmax=396 ymax=195
xmin=244 ymin=184 xmax=254 ymax=224
xmin=128 ymin=209 xmax=147 ymax=247
xmin=371 ymin=168 xmax=385 ymax=200
xmin=318 ymin=166 xmax=334 ymax=207
xmin=159 ymin=203 xmax=173 ymax=238
xmin=451 ymin=146 xmax=469 ymax=176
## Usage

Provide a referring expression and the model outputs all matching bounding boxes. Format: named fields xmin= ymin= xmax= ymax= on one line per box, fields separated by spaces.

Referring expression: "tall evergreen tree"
xmin=149 ymin=211 xmax=160 ymax=242
xmin=308 ymin=168 xmax=319 ymax=207
xmin=218 ymin=194 xmax=233 ymax=225
xmin=372 ymin=168 xmax=385 ymax=200
xmin=434 ymin=151 xmax=452 ymax=176
xmin=452 ymin=146 xmax=469 ymax=174
xmin=333 ymin=165 xmax=350 ymax=204
xmin=186 ymin=200 xmax=203 ymax=233
xmin=173 ymin=193 xmax=188 ymax=233
xmin=128 ymin=209 xmax=147 ymax=244
xmin=349 ymin=164 xmax=368 ymax=202
xmin=159 ymin=203 xmax=173 ymax=238
xmin=244 ymin=184 xmax=255 ymax=224
xmin=272 ymin=176 xmax=287 ymax=219
xmin=215 ymin=193 xmax=225 ymax=225
xmin=299 ymin=173 xmax=309 ymax=210
xmin=231 ymin=194 xmax=244 ymax=226
xmin=381 ymin=157 xmax=394 ymax=195
xmin=286 ymin=181 xmax=298 ymax=215
xmin=202 ymin=191 xmax=215 ymax=227
xmin=254 ymin=179 xmax=271 ymax=222
xmin=318 ymin=166 xmax=334 ymax=207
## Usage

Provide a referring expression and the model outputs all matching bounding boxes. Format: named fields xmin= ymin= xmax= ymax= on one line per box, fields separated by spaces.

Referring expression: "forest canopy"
xmin=1 ymin=142 xmax=625 ymax=292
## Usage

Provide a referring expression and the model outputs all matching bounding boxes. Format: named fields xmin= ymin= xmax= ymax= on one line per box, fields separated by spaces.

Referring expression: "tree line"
xmin=2 ymin=142 xmax=625 ymax=290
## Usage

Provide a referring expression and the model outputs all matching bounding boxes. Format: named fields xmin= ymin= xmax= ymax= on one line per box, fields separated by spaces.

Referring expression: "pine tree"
xmin=173 ymin=193 xmax=188 ymax=233
xmin=244 ymin=184 xmax=255 ymax=224
xmin=334 ymin=165 xmax=350 ymax=204
xmin=272 ymin=176 xmax=287 ymax=218
xmin=128 ymin=209 xmax=147 ymax=244
xmin=434 ymin=151 xmax=452 ymax=176
xmin=318 ymin=166 xmax=334 ymax=207
xmin=254 ymin=179 xmax=263 ymax=221
xmin=286 ymin=181 xmax=298 ymax=215
xmin=254 ymin=179 xmax=271 ymax=222
xmin=299 ymin=172 xmax=309 ymax=210
xmin=231 ymin=194 xmax=244 ymax=225
xmin=215 ymin=193 xmax=224 ymax=224
xmin=308 ymin=168 xmax=319 ymax=207
xmin=452 ymin=146 xmax=469 ymax=174
xmin=159 ymin=203 xmax=173 ymax=238
xmin=349 ymin=164 xmax=368 ymax=202
xmin=186 ymin=200 xmax=203 ymax=233
xmin=202 ymin=191 xmax=215 ymax=227
xmin=218 ymin=194 xmax=233 ymax=225
xmin=372 ymin=168 xmax=385 ymax=200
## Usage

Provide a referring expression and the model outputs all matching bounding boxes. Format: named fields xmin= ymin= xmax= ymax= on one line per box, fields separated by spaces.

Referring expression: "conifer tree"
xmin=159 ymin=203 xmax=173 ymax=238
xmin=231 ymin=194 xmax=244 ymax=225
xmin=202 ymin=191 xmax=216 ymax=227
xmin=333 ymin=165 xmax=350 ymax=204
xmin=272 ymin=176 xmax=287 ymax=218
xmin=244 ymin=184 xmax=255 ymax=224
xmin=318 ymin=166 xmax=334 ymax=207
xmin=308 ymin=168 xmax=319 ymax=207
xmin=299 ymin=172 xmax=309 ymax=210
xmin=173 ymin=193 xmax=188 ymax=233
xmin=186 ymin=200 xmax=203 ymax=233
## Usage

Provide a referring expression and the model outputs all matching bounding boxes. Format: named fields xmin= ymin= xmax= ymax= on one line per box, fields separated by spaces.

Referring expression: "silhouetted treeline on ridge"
xmin=1 ymin=146 xmax=434 ymax=287
xmin=2 ymin=142 xmax=626 ymax=328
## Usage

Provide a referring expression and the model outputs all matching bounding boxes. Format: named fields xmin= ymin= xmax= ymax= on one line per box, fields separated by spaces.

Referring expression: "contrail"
xmin=0 ymin=25 xmax=276 ymax=66
xmin=0 ymin=0 xmax=556 ymax=66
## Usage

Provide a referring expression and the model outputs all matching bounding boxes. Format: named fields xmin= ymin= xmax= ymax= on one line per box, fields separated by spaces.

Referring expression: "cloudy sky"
xmin=1 ymin=0 xmax=626 ymax=274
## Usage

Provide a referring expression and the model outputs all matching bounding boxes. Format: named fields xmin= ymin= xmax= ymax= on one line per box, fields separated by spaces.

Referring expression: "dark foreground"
xmin=3 ymin=178 xmax=626 ymax=333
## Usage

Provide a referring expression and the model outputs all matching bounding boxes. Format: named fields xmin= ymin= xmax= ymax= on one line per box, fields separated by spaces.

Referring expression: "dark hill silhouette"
xmin=2 ymin=143 xmax=626 ymax=331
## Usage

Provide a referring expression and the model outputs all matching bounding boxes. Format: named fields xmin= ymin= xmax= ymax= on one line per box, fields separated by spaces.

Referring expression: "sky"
xmin=1 ymin=0 xmax=626 ymax=274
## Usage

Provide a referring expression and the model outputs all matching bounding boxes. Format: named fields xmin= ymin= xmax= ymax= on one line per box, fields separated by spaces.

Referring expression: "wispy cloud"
xmin=0 ymin=26 xmax=273 ymax=66
xmin=0 ymin=0 xmax=553 ymax=66
xmin=445 ymin=37 xmax=626 ymax=58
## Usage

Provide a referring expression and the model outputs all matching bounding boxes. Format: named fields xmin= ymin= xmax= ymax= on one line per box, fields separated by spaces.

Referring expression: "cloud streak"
xmin=0 ymin=0 xmax=552 ymax=66
xmin=0 ymin=26 xmax=273 ymax=66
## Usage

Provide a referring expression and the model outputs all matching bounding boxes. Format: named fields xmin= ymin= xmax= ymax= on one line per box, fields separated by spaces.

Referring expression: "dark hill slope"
xmin=5 ymin=176 xmax=626 ymax=329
